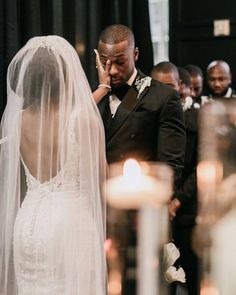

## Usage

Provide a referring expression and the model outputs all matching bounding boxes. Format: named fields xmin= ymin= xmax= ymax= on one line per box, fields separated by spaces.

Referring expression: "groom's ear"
xmin=134 ymin=47 xmax=139 ymax=62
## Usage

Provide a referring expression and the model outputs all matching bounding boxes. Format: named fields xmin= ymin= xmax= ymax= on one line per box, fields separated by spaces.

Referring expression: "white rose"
xmin=164 ymin=242 xmax=180 ymax=268
xmin=163 ymin=242 xmax=186 ymax=284
xmin=194 ymin=102 xmax=200 ymax=109
xmin=165 ymin=266 xmax=186 ymax=283
xmin=183 ymin=96 xmax=193 ymax=111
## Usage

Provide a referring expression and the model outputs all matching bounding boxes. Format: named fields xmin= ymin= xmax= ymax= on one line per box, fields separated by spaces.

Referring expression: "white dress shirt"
xmin=109 ymin=68 xmax=137 ymax=117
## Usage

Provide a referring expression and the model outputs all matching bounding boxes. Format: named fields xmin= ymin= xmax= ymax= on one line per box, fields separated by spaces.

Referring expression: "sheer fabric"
xmin=0 ymin=35 xmax=106 ymax=294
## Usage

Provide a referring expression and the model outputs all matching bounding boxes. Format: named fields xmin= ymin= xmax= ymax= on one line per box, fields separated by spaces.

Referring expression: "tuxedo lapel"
xmin=98 ymin=96 xmax=112 ymax=130
xmin=106 ymin=79 xmax=151 ymax=142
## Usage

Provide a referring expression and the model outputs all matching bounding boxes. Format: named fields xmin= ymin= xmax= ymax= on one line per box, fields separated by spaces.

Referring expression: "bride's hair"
xmin=24 ymin=48 xmax=61 ymax=103
xmin=10 ymin=46 xmax=67 ymax=107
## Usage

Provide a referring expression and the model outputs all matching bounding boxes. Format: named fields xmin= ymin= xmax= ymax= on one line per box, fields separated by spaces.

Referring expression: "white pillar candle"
xmin=106 ymin=159 xmax=172 ymax=209
xmin=105 ymin=159 xmax=172 ymax=295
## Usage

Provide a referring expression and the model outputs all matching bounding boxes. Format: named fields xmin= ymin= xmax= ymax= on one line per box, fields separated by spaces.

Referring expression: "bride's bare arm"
xmin=93 ymin=49 xmax=111 ymax=103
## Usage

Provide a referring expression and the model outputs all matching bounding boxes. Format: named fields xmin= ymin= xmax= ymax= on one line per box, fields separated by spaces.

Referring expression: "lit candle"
xmin=200 ymin=280 xmax=219 ymax=295
xmin=197 ymin=160 xmax=223 ymax=225
xmin=106 ymin=159 xmax=172 ymax=209
xmin=197 ymin=160 xmax=222 ymax=192
xmin=105 ymin=159 xmax=172 ymax=295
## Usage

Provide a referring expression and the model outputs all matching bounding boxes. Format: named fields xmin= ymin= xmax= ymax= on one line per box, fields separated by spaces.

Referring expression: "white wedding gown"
xmin=0 ymin=35 xmax=107 ymax=295
xmin=13 ymin=122 xmax=105 ymax=295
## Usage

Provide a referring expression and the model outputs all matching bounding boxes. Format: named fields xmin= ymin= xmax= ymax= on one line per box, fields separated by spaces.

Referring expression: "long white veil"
xmin=0 ymin=35 xmax=106 ymax=294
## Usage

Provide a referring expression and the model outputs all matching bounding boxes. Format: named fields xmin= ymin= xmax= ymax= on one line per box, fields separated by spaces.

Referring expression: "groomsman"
xmin=151 ymin=62 xmax=200 ymax=295
xmin=206 ymin=60 xmax=236 ymax=98
xmin=184 ymin=64 xmax=204 ymax=98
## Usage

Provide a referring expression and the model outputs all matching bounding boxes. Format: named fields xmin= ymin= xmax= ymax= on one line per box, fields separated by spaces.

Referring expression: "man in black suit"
xmin=151 ymin=63 xmax=200 ymax=295
xmin=95 ymin=24 xmax=186 ymax=293
xmin=96 ymin=25 xmax=185 ymax=184
xmin=175 ymin=67 xmax=200 ymax=295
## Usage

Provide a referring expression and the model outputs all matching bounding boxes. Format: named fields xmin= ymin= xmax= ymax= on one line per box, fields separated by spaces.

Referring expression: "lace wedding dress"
xmin=13 ymin=116 xmax=105 ymax=295
xmin=0 ymin=36 xmax=106 ymax=295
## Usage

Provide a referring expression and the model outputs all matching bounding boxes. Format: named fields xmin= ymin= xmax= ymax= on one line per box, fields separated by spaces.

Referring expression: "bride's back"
xmin=0 ymin=35 xmax=107 ymax=295
xmin=20 ymin=105 xmax=60 ymax=182
xmin=17 ymin=46 xmax=62 ymax=183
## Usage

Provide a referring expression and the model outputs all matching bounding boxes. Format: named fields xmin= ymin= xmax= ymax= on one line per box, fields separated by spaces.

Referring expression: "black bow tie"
xmin=111 ymin=84 xmax=130 ymax=100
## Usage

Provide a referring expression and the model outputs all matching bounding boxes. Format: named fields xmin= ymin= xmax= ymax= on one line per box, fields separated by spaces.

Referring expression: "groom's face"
xmin=98 ymin=40 xmax=139 ymax=88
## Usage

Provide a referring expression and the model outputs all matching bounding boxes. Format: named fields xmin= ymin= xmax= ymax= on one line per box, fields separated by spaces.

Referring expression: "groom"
xmin=96 ymin=24 xmax=186 ymax=293
xmin=96 ymin=24 xmax=185 ymax=185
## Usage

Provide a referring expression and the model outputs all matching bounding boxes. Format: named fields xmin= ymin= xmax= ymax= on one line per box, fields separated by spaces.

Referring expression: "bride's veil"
xmin=0 ymin=36 xmax=106 ymax=294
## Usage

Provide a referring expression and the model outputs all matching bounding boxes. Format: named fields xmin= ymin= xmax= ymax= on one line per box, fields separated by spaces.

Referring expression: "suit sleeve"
xmin=157 ymin=90 xmax=186 ymax=190
xmin=175 ymin=170 xmax=197 ymax=204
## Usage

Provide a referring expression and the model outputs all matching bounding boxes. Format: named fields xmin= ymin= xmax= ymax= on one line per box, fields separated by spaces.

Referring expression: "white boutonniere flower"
xmin=164 ymin=242 xmax=186 ymax=284
xmin=182 ymin=96 xmax=200 ymax=111
xmin=135 ymin=76 xmax=152 ymax=99
xmin=182 ymin=96 xmax=193 ymax=111
xmin=193 ymin=102 xmax=200 ymax=109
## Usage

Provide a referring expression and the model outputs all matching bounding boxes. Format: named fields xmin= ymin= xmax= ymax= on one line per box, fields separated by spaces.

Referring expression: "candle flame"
xmin=197 ymin=160 xmax=223 ymax=187
xmin=198 ymin=161 xmax=216 ymax=180
xmin=200 ymin=280 xmax=219 ymax=295
xmin=123 ymin=159 xmax=142 ymax=180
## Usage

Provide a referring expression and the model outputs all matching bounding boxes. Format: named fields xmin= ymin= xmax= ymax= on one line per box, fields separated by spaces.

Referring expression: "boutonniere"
xmin=164 ymin=242 xmax=186 ymax=284
xmin=134 ymin=76 xmax=152 ymax=99
xmin=193 ymin=102 xmax=200 ymax=109
xmin=182 ymin=96 xmax=200 ymax=111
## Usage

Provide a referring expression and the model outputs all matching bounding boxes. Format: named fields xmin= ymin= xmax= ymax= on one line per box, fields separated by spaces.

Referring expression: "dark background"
xmin=169 ymin=0 xmax=236 ymax=92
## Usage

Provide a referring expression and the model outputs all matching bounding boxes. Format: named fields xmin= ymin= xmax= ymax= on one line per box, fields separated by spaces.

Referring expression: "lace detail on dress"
xmin=13 ymin=114 xmax=98 ymax=295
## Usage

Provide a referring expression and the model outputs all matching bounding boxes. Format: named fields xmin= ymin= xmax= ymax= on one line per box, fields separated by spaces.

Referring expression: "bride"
xmin=0 ymin=35 xmax=107 ymax=294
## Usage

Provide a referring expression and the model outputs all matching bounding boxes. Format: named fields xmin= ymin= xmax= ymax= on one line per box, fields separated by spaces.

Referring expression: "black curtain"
xmin=0 ymin=0 xmax=55 ymax=116
xmin=0 ymin=0 xmax=153 ymax=116
xmin=0 ymin=0 xmax=20 ymax=116
xmin=75 ymin=0 xmax=154 ymax=88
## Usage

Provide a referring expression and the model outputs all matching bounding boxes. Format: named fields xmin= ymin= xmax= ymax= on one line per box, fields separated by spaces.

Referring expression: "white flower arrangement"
xmin=163 ymin=242 xmax=186 ymax=284
xmin=135 ymin=76 xmax=152 ymax=99
xmin=182 ymin=96 xmax=200 ymax=111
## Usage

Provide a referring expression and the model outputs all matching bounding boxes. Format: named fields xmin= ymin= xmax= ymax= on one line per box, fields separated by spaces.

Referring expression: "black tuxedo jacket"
xmin=175 ymin=106 xmax=199 ymax=226
xmin=98 ymin=70 xmax=186 ymax=188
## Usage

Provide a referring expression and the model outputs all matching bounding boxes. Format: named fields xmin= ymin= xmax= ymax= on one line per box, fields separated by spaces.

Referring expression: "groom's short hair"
xmin=98 ymin=24 xmax=135 ymax=47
